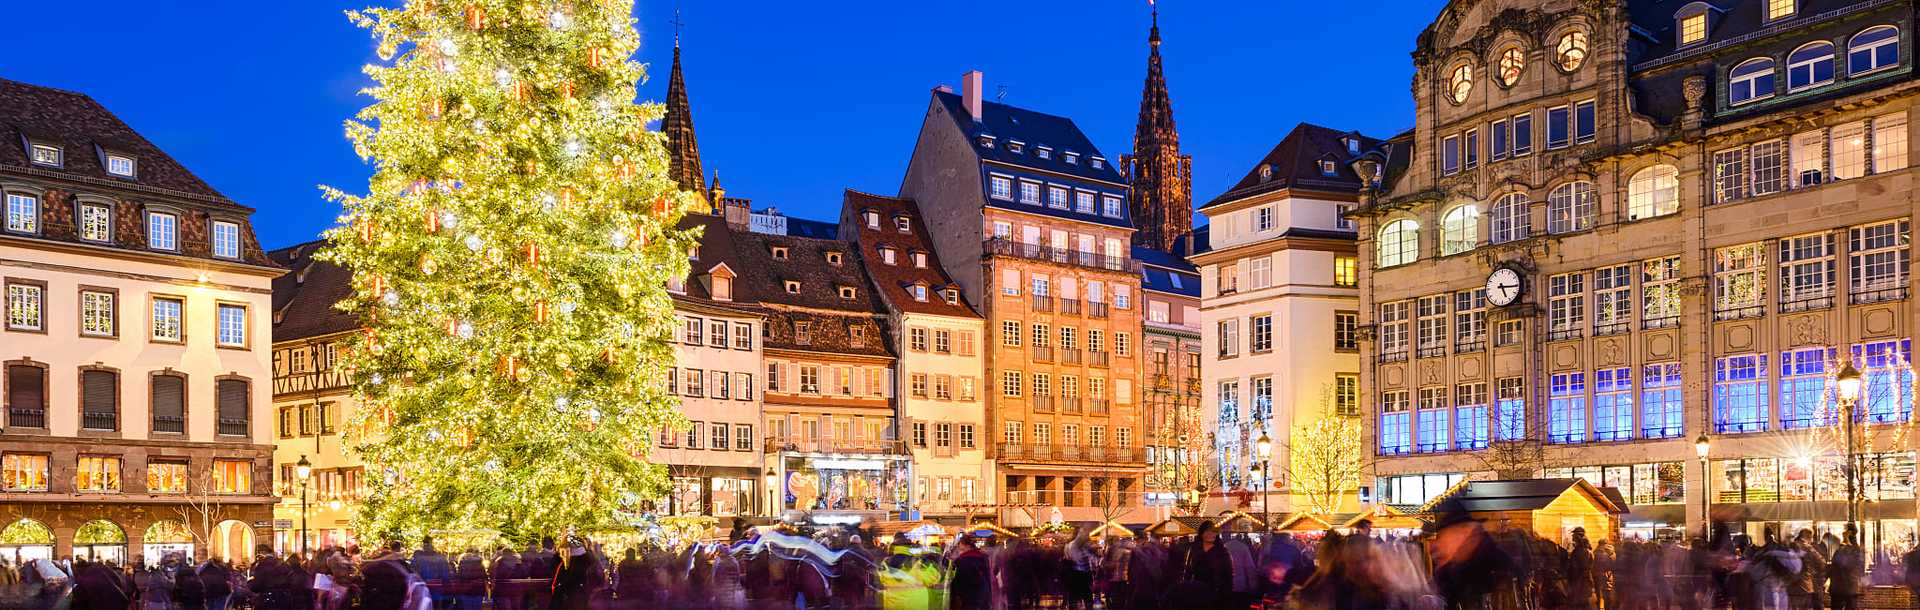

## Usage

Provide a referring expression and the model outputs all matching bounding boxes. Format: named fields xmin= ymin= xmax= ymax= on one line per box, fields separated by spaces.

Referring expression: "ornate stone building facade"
xmin=1354 ymin=0 xmax=1919 ymax=542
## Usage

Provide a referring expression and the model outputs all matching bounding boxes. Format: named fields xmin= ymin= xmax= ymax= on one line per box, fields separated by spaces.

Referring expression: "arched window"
xmin=1547 ymin=181 xmax=1596 ymax=234
xmin=1729 ymin=58 xmax=1776 ymax=105
xmin=1378 ymin=220 xmax=1421 ymax=267
xmin=1448 ymin=64 xmax=1474 ymax=104
xmin=1628 ymin=165 xmax=1680 ymax=220
xmin=1440 ymin=205 xmax=1480 ymax=255
xmin=1498 ymin=47 xmax=1526 ymax=86
xmin=1556 ymin=31 xmax=1589 ymax=71
xmin=1850 ymin=25 xmax=1900 ymax=75
xmin=1787 ymin=41 xmax=1835 ymax=91
xmin=1490 ymin=194 xmax=1531 ymax=244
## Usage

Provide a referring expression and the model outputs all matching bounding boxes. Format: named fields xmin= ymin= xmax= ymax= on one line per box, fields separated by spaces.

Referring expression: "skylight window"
xmin=1091 ymin=157 xmax=1106 ymax=170
xmin=1170 ymin=274 xmax=1184 ymax=289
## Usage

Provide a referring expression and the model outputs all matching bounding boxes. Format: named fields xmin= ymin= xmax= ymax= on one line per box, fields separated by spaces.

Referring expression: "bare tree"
xmin=173 ymin=467 xmax=240 ymax=560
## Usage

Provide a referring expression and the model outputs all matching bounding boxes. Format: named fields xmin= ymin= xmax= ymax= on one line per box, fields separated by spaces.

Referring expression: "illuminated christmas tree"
xmin=321 ymin=0 xmax=696 ymax=539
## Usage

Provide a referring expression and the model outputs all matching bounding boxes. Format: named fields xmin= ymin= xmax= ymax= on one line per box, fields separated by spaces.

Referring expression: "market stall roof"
xmin=1089 ymin=520 xmax=1136 ymax=538
xmin=1275 ymin=513 xmax=1336 ymax=532
xmin=873 ymin=519 xmax=947 ymax=536
xmin=1213 ymin=511 xmax=1268 ymax=533
xmin=1428 ymin=479 xmax=1630 ymax=515
xmin=1343 ymin=505 xmax=1427 ymax=530
xmin=1147 ymin=516 xmax=1211 ymax=537
xmin=964 ymin=521 xmax=1019 ymax=538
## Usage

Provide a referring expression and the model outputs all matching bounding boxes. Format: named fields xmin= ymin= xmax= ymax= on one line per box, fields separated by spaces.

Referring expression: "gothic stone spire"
xmin=664 ymin=41 xmax=706 ymax=197
xmin=1123 ymin=5 xmax=1193 ymax=252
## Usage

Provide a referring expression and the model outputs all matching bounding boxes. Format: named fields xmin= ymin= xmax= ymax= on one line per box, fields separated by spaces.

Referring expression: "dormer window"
xmin=1346 ymin=138 xmax=1361 ymax=155
xmin=105 ymin=155 xmax=135 ymax=178
xmin=838 ymin=286 xmax=857 ymax=300
xmin=1091 ymin=157 xmax=1106 ymax=170
xmin=1009 ymin=140 xmax=1025 ymax=154
xmin=771 ymin=246 xmax=790 ymax=260
xmin=1064 ymin=151 xmax=1080 ymax=165
xmin=880 ymin=246 xmax=897 ymax=265
xmin=147 ymin=211 xmax=178 ymax=251
xmin=1037 ymin=147 xmax=1053 ymax=160
xmin=864 ymin=210 xmax=880 ymax=229
xmin=911 ymin=284 xmax=928 ymax=302
xmin=712 ymin=276 xmax=732 ymax=301
xmin=1319 ymin=160 xmax=1339 ymax=176
xmin=1766 ymin=0 xmax=1794 ymax=20
xmin=211 ymin=220 xmax=242 ymax=259
xmin=783 ymin=280 xmax=800 ymax=294
xmin=29 ymin=144 xmax=61 ymax=167
xmin=942 ymin=289 xmax=960 ymax=305
xmin=825 ymin=251 xmax=843 ymax=265
xmin=4 ymin=192 xmax=39 ymax=234
xmin=1259 ymin=164 xmax=1274 ymax=182
xmin=895 ymin=216 xmax=911 ymax=233
xmin=911 ymin=251 xmax=928 ymax=268
xmin=978 ymin=135 xmax=996 ymax=149
xmin=78 ymin=203 xmax=111 ymax=242
xmin=1675 ymin=5 xmax=1712 ymax=47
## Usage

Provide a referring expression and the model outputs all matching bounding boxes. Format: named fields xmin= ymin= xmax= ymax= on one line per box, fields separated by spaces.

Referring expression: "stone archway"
xmin=73 ymin=519 xmax=127 ymax=565
xmin=213 ymin=520 xmax=253 ymax=562
xmin=0 ymin=518 xmax=55 ymax=564
xmin=143 ymin=519 xmax=195 ymax=566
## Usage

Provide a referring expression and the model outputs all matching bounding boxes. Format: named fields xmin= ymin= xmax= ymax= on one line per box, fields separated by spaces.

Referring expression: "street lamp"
xmin=764 ymin=468 xmax=779 ymax=519
xmin=1837 ymin=359 xmax=1864 ymax=535
xmin=1255 ymin=432 xmax=1274 ymax=532
xmin=1694 ymin=435 xmax=1710 ymax=537
xmin=295 ymin=454 xmax=312 ymax=558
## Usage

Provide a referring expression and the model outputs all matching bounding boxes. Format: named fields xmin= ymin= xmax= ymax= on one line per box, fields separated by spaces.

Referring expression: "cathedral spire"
xmin=663 ymin=20 xmax=706 ymax=199
xmin=1124 ymin=1 xmax=1193 ymax=252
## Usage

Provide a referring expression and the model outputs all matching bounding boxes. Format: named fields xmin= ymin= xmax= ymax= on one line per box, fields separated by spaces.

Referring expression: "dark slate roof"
xmin=1430 ymin=479 xmax=1630 ymax=515
xmin=0 ymin=79 xmax=231 ymax=202
xmin=678 ymin=213 xmax=749 ymax=303
xmin=1626 ymin=0 xmax=1883 ymax=67
xmin=784 ymin=216 xmax=840 ymax=240
xmin=269 ymin=241 xmax=361 ymax=342
xmin=840 ymin=190 xmax=980 ymax=318
xmin=1202 ymin=123 xmax=1387 ymax=210
xmin=1189 ymin=224 xmax=1212 ymax=255
xmin=1377 ymin=129 xmax=1417 ymax=195
xmin=1134 ymin=247 xmax=1200 ymax=298
xmin=932 ymin=90 xmax=1126 ymax=184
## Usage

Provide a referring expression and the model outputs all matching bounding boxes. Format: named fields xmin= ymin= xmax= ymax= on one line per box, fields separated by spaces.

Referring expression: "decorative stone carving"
xmin=1725 ymin=324 xmax=1754 ymax=351
xmin=1598 ymin=338 xmax=1622 ymax=366
xmin=1865 ymin=308 xmax=1897 ymax=336
xmin=1789 ymin=315 xmax=1828 ymax=347
xmin=1683 ymin=75 xmax=1706 ymax=111
xmin=1384 ymin=365 xmax=1406 ymax=387
xmin=1421 ymin=360 xmax=1444 ymax=385
xmin=1647 ymin=333 xmax=1674 ymax=359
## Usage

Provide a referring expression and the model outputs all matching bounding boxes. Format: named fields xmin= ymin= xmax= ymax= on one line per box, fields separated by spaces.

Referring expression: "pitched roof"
xmin=1202 ymin=123 xmax=1387 ymax=210
xmin=932 ymin=89 xmax=1125 ymax=185
xmin=268 ymin=241 xmax=362 ymax=342
xmin=730 ymin=230 xmax=887 ymax=316
xmin=0 ymin=78 xmax=232 ymax=203
xmin=1429 ymin=478 xmax=1630 ymax=515
xmin=1133 ymin=246 xmax=1200 ymax=298
xmin=840 ymin=190 xmax=979 ymax=318
xmin=662 ymin=44 xmax=705 ymax=194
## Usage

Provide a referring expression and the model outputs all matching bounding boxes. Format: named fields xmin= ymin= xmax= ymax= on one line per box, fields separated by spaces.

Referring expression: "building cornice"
xmin=1188 ymin=235 xmax=1356 ymax=265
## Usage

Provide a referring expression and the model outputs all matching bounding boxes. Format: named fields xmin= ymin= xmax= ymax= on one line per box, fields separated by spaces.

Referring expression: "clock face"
xmin=1485 ymin=268 xmax=1522 ymax=306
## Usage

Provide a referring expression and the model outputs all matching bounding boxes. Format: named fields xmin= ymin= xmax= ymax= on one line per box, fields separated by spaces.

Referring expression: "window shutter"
xmin=7 ymin=366 xmax=44 ymax=409
xmin=884 ymin=369 xmax=896 ymax=398
xmin=82 ymin=370 xmax=116 ymax=416
xmin=152 ymin=376 xmax=184 ymax=418
xmin=217 ymin=379 xmax=249 ymax=422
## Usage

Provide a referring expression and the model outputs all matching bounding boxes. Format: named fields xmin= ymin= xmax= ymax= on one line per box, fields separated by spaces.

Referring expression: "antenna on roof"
xmin=671 ymin=4 xmax=685 ymax=47
xmin=996 ymin=85 xmax=1008 ymax=103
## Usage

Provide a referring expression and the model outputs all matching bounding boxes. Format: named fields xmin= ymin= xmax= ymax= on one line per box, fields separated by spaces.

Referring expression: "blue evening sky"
xmin=0 ymin=1 xmax=1441 ymax=250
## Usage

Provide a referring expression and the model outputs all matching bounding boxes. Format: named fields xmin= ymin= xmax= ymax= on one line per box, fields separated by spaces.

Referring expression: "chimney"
xmin=962 ymin=70 xmax=984 ymax=122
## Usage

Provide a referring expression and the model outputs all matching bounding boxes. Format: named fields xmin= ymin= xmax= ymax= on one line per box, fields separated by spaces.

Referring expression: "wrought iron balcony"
xmin=152 ymin=415 xmax=185 ymax=434
xmin=984 ymin=238 xmax=1134 ymax=273
xmin=1031 ymin=295 xmax=1054 ymax=312
xmin=1090 ymin=351 xmax=1110 ymax=367
xmin=7 ymin=408 xmax=45 ymax=429
xmin=1061 ymin=349 xmax=1082 ymax=365
xmin=81 ymin=411 xmax=117 ymax=431
xmin=1090 ymin=399 xmax=1110 ymax=415
xmin=996 ymin=443 xmax=1147 ymax=464
xmin=1059 ymin=299 xmax=1082 ymax=315
xmin=218 ymin=417 xmax=250 ymax=436
xmin=1032 ymin=346 xmax=1054 ymax=362
xmin=1061 ymin=397 xmax=1082 ymax=414
xmin=1033 ymin=396 xmax=1055 ymax=413
xmin=1088 ymin=302 xmax=1110 ymax=318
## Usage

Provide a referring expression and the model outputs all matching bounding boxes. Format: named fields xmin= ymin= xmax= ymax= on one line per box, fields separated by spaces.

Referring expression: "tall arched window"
xmin=1378 ymin=220 xmax=1421 ymax=267
xmin=1628 ymin=165 xmax=1681 ymax=220
xmin=1729 ymin=58 xmax=1776 ymax=105
xmin=1440 ymin=205 xmax=1480 ymax=255
xmin=1547 ymin=182 xmax=1596 ymax=234
xmin=1490 ymin=194 xmax=1531 ymax=244
xmin=1787 ymin=41 xmax=1835 ymax=91
xmin=1850 ymin=25 xmax=1900 ymax=75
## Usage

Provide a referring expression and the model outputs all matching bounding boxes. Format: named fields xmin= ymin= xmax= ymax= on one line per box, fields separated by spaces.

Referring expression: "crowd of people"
xmin=3 ymin=517 xmax=1920 ymax=610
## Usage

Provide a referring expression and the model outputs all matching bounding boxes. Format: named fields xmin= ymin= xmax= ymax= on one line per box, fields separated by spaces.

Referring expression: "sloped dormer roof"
xmin=1202 ymin=123 xmax=1388 ymax=210
xmin=840 ymin=189 xmax=979 ymax=319
xmin=932 ymin=89 xmax=1126 ymax=185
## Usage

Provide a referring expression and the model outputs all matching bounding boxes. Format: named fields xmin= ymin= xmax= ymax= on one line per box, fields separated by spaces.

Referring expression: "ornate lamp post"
xmin=1694 ymin=435 xmax=1709 ymax=537
xmin=295 ymin=455 xmax=313 ymax=557
xmin=1836 ymin=360 xmax=1864 ymax=535
xmin=1255 ymin=432 xmax=1274 ymax=531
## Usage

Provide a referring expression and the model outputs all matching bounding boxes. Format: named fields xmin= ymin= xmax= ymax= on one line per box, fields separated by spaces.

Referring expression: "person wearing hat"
xmin=546 ymin=537 xmax=600 ymax=610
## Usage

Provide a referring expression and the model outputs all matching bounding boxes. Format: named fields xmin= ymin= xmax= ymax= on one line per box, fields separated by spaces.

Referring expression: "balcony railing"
xmin=1454 ymin=341 xmax=1486 ymax=354
xmin=1061 ymin=397 xmax=1082 ymax=414
xmin=1851 ymin=286 xmax=1909 ymax=305
xmin=1061 ymin=349 xmax=1082 ymax=365
xmin=1593 ymin=322 xmax=1630 ymax=337
xmin=1713 ymin=306 xmax=1764 ymax=321
xmin=218 ymin=418 xmax=250 ymax=436
xmin=1377 ymin=351 xmax=1408 ymax=364
xmin=153 ymin=415 xmax=185 ymax=434
xmin=81 ymin=411 xmax=117 ymax=431
xmin=1059 ymin=299 xmax=1082 ymax=315
xmin=984 ymin=238 xmax=1134 ymax=273
xmin=1416 ymin=346 xmax=1447 ymax=359
xmin=7 ymin=408 xmax=45 ymax=429
xmin=1088 ymin=302 xmax=1110 ymax=318
xmin=1031 ymin=295 xmax=1054 ymax=312
xmin=1033 ymin=396 xmax=1055 ymax=413
xmin=1642 ymin=316 xmax=1680 ymax=330
xmin=1090 ymin=351 xmax=1110 ymax=367
xmin=996 ymin=443 xmax=1147 ymax=464
xmin=763 ymin=437 xmax=910 ymax=455
xmin=1090 ymin=399 xmax=1109 ymax=415
xmin=1547 ymin=328 xmax=1583 ymax=342
xmin=1032 ymin=346 xmax=1054 ymax=362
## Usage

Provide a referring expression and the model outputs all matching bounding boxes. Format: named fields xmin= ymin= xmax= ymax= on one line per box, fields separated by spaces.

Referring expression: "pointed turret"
xmin=1123 ymin=4 xmax=1194 ymax=252
xmin=664 ymin=40 xmax=706 ymax=199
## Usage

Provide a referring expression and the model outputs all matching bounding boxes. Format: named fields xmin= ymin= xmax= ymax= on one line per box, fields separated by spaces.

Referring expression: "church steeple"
xmin=1123 ymin=2 xmax=1193 ymax=252
xmin=663 ymin=28 xmax=706 ymax=198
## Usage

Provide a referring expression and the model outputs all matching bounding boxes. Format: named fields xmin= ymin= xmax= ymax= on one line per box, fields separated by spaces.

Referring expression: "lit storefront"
xmin=1544 ymin=462 xmax=1688 ymax=540
xmin=667 ymin=472 xmax=762 ymax=521
xmin=780 ymin=456 xmax=910 ymax=515
xmin=1709 ymin=452 xmax=1917 ymax=557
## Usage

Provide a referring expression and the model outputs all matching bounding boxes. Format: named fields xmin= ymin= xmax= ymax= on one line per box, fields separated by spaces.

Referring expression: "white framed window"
xmin=1255 ymin=206 xmax=1275 ymax=232
xmin=1048 ymin=185 xmax=1069 ymax=209
xmin=1440 ymin=205 xmax=1478 ymax=255
xmin=1416 ymin=295 xmax=1447 ymax=353
xmin=29 ymin=144 xmax=61 ymax=167
xmin=1833 ymin=120 xmax=1868 ymax=180
xmin=1713 ymin=147 xmax=1748 ymax=204
xmin=1019 ymin=181 xmax=1040 ymax=204
xmin=1714 ymin=242 xmax=1768 ymax=318
xmin=6 ymin=282 xmax=44 ymax=331
xmin=1379 ymin=301 xmax=1409 ymax=356
xmin=1102 ymin=196 xmax=1123 ymax=218
xmin=1642 ymin=257 xmax=1682 ymax=326
xmin=1874 ymin=112 xmax=1909 ymax=173
xmin=78 ymin=203 xmax=111 ymax=242
xmin=1679 ymin=13 xmax=1707 ymax=47
xmin=1548 ymin=272 xmax=1584 ymax=335
xmin=1547 ymin=182 xmax=1594 ymax=234
xmin=1556 ymin=31 xmax=1589 ymax=71
xmin=211 ymin=221 xmax=242 ymax=259
xmin=80 ymin=290 xmax=115 ymax=337
xmin=1792 ymin=129 xmax=1828 ymax=187
xmin=1064 ymin=151 xmax=1079 ymax=165
xmin=1002 ymin=371 xmax=1022 ymax=397
xmin=1730 ymin=58 xmax=1776 ymax=105
xmin=1778 ymin=232 xmax=1835 ymax=310
xmin=1378 ymin=219 xmax=1420 ymax=267
xmin=151 ymin=297 xmax=184 ymax=342
xmin=1849 ymin=218 xmax=1910 ymax=301
xmin=1490 ymin=193 xmax=1530 ymax=243
xmin=1074 ymin=191 xmax=1095 ymax=214
xmin=4 ymin=193 xmax=38 ymax=234
xmin=147 ymin=211 xmax=178 ymax=251
xmin=1849 ymin=25 xmax=1900 ymax=76
xmin=1447 ymin=63 xmax=1473 ymax=104
xmin=1627 ymin=165 xmax=1679 ymax=220
xmin=989 ymin=175 xmax=1013 ymax=200
xmin=216 ymin=303 xmax=247 ymax=347
xmin=106 ymin=155 xmax=136 ymax=177
xmin=1788 ymin=42 xmax=1835 ymax=91
xmin=1593 ymin=265 xmax=1632 ymax=331
xmin=1248 ymin=256 xmax=1272 ymax=289
xmin=1453 ymin=290 xmax=1486 ymax=347
xmin=1442 ymin=134 xmax=1460 ymax=175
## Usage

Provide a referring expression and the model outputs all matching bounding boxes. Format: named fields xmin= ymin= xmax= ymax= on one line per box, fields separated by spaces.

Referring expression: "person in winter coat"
xmin=137 ymin=563 xmax=174 ymax=610
xmin=358 ymin=544 xmax=422 ymax=610
xmin=410 ymin=538 xmax=451 ymax=610
xmin=451 ymin=550 xmax=485 ymax=610
xmin=1567 ymin=528 xmax=1597 ymax=610
xmin=69 ymin=559 xmax=132 ymax=610
xmin=1827 ymin=528 xmax=1865 ymax=610
xmin=949 ymin=536 xmax=993 ymax=610
xmin=1754 ymin=528 xmax=1805 ymax=610
xmin=1170 ymin=521 xmax=1236 ymax=610
xmin=247 ymin=545 xmax=304 ymax=610
xmin=1792 ymin=530 xmax=1828 ymax=610
xmin=173 ymin=558 xmax=206 ymax=610
xmin=546 ymin=539 xmax=600 ymax=610
xmin=198 ymin=560 xmax=233 ymax=610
